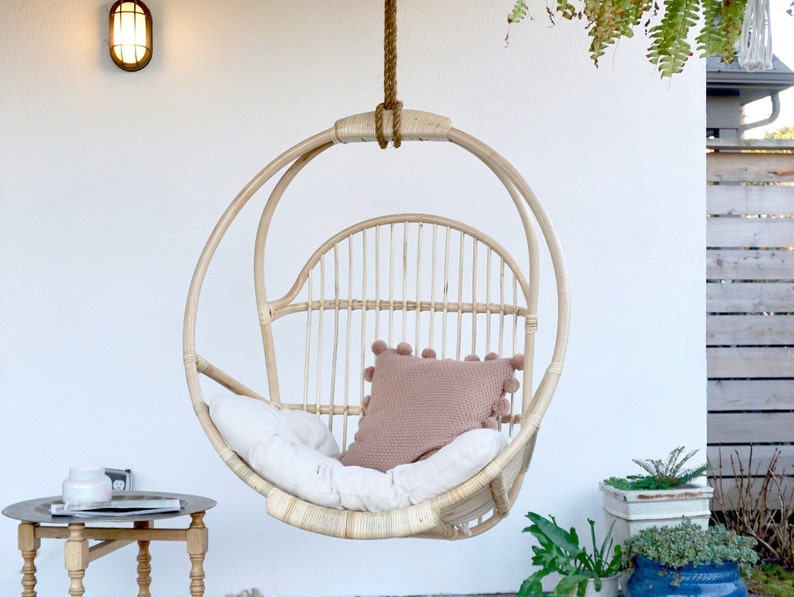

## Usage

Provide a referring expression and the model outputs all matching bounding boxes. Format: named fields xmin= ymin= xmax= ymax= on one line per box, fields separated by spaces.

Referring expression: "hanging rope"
xmin=738 ymin=0 xmax=773 ymax=72
xmin=376 ymin=0 xmax=403 ymax=148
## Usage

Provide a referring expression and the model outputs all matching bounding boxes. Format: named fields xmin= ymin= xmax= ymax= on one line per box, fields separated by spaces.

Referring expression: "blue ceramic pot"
xmin=625 ymin=555 xmax=747 ymax=596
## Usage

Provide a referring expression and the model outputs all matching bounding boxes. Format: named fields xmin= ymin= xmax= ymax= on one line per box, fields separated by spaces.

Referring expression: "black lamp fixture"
xmin=109 ymin=0 xmax=153 ymax=71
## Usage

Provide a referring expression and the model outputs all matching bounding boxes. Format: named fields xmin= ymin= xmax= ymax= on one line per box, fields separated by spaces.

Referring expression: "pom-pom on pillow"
xmin=339 ymin=340 xmax=523 ymax=472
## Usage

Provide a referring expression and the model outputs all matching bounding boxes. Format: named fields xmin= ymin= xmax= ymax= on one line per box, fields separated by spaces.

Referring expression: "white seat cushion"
xmin=210 ymin=393 xmax=507 ymax=511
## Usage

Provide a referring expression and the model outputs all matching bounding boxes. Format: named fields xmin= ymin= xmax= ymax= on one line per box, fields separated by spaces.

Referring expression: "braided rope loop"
xmin=376 ymin=0 xmax=402 ymax=148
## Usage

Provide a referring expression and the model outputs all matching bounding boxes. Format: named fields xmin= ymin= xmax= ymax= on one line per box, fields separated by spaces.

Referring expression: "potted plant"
xmin=623 ymin=519 xmax=758 ymax=596
xmin=599 ymin=446 xmax=714 ymax=546
xmin=519 ymin=512 xmax=622 ymax=597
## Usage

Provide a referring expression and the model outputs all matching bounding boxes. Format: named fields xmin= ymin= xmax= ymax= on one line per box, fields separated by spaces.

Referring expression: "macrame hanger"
xmin=738 ymin=0 xmax=773 ymax=72
xmin=375 ymin=0 xmax=403 ymax=148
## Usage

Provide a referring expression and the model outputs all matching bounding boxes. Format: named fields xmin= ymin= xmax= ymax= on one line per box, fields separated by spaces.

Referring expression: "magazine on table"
xmin=51 ymin=498 xmax=181 ymax=517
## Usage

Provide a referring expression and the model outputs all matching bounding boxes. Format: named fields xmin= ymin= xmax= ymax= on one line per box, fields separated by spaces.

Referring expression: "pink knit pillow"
xmin=339 ymin=340 xmax=523 ymax=472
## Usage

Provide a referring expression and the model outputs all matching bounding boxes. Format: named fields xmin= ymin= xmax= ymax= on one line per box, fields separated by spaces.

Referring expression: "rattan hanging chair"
xmin=182 ymin=108 xmax=570 ymax=540
xmin=183 ymin=0 xmax=568 ymax=541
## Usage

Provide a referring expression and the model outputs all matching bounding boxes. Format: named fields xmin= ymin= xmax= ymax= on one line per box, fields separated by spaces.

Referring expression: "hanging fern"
xmin=507 ymin=0 xmax=751 ymax=76
xmin=646 ymin=0 xmax=700 ymax=76
xmin=508 ymin=0 xmax=530 ymax=23
xmin=584 ymin=0 xmax=654 ymax=66
xmin=696 ymin=0 xmax=748 ymax=61
xmin=556 ymin=0 xmax=583 ymax=20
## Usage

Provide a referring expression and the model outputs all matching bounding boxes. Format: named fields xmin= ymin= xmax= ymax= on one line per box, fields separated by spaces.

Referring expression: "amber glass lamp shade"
xmin=109 ymin=0 xmax=153 ymax=71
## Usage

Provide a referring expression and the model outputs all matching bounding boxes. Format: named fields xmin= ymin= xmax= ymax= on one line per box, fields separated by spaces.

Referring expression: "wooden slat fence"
xmin=706 ymin=139 xmax=794 ymax=509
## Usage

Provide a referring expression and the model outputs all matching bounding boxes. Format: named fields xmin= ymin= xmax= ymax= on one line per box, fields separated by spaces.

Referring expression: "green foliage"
xmin=518 ymin=512 xmax=622 ymax=597
xmin=696 ymin=0 xmax=747 ymax=63
xmin=585 ymin=0 xmax=653 ymax=66
xmin=624 ymin=519 xmax=759 ymax=576
xmin=603 ymin=446 xmax=711 ymax=490
xmin=746 ymin=562 xmax=794 ymax=597
xmin=646 ymin=0 xmax=698 ymax=77
xmin=765 ymin=125 xmax=794 ymax=139
xmin=507 ymin=0 xmax=753 ymax=76
xmin=508 ymin=0 xmax=530 ymax=23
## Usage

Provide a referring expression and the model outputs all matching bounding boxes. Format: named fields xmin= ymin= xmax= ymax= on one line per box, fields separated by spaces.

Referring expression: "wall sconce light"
xmin=109 ymin=0 xmax=153 ymax=71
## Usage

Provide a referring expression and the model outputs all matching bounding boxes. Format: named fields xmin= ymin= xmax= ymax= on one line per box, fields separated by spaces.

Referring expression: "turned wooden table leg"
xmin=18 ymin=521 xmax=40 ymax=597
xmin=186 ymin=512 xmax=208 ymax=597
xmin=64 ymin=523 xmax=88 ymax=597
xmin=135 ymin=520 xmax=152 ymax=597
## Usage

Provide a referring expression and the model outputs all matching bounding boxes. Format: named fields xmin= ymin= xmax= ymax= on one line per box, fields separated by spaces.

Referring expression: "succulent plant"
xmin=624 ymin=519 xmax=759 ymax=577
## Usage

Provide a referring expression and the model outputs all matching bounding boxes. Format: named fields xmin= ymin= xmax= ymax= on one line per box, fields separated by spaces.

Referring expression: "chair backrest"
xmin=257 ymin=213 xmax=535 ymax=449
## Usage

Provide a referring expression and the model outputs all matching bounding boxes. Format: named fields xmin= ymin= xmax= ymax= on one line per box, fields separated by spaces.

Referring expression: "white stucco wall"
xmin=0 ymin=2 xmax=706 ymax=596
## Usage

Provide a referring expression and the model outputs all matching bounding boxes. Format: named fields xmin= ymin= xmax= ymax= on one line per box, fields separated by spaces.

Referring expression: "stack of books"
xmin=50 ymin=498 xmax=181 ymax=517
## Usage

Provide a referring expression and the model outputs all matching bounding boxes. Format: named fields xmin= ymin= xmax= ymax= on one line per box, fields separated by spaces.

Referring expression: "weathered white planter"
xmin=576 ymin=575 xmax=619 ymax=597
xmin=599 ymin=481 xmax=713 ymax=547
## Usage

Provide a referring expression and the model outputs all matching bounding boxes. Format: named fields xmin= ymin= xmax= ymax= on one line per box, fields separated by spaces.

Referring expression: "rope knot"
xmin=375 ymin=101 xmax=403 ymax=149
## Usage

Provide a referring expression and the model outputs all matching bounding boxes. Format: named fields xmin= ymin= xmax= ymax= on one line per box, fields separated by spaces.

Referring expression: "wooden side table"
xmin=3 ymin=491 xmax=216 ymax=597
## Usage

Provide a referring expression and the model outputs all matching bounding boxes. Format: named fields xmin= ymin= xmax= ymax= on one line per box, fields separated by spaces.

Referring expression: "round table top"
xmin=2 ymin=491 xmax=216 ymax=524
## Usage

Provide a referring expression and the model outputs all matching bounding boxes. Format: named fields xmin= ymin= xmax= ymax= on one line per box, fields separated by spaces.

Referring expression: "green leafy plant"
xmin=624 ymin=518 xmax=759 ymax=576
xmin=603 ymin=445 xmax=711 ymax=490
xmin=766 ymin=125 xmax=794 ymax=140
xmin=745 ymin=562 xmax=794 ymax=597
xmin=507 ymin=0 xmax=752 ymax=76
xmin=519 ymin=512 xmax=622 ymax=597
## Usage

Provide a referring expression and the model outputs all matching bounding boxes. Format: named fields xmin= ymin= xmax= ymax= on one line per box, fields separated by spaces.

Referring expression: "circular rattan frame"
xmin=183 ymin=109 xmax=570 ymax=540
